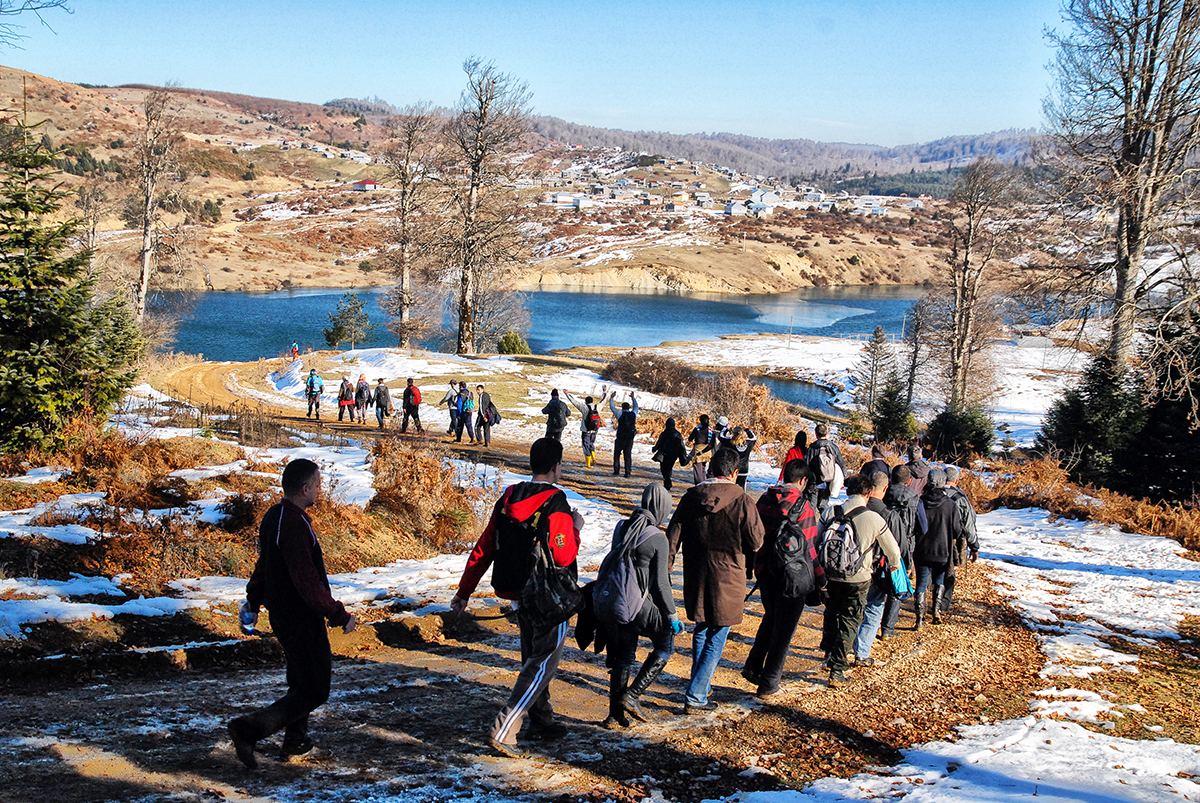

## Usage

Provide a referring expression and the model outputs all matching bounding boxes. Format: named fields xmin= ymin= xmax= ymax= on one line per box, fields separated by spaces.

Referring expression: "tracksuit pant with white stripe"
xmin=489 ymin=607 xmax=567 ymax=746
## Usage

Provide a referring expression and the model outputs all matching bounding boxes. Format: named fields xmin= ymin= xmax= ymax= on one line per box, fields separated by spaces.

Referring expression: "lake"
xmin=166 ymin=284 xmax=924 ymax=363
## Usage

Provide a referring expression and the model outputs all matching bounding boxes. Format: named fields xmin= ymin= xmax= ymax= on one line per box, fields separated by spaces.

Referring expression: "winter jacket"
xmin=718 ymin=428 xmax=758 ymax=481
xmin=542 ymin=397 xmax=571 ymax=431
xmin=882 ymin=482 xmax=926 ymax=564
xmin=402 ymin=385 xmax=420 ymax=410
xmin=906 ymin=457 xmax=931 ymax=497
xmin=820 ymin=494 xmax=903 ymax=585
xmin=337 ymin=379 xmax=355 ymax=405
xmin=862 ymin=458 xmax=890 ymax=479
xmin=439 ymin=388 xmax=458 ymax=411
xmin=355 ymin=379 xmax=372 ymax=406
xmin=609 ymin=482 xmax=678 ymax=626
xmin=753 ymin=484 xmax=823 ymax=590
xmin=807 ymin=437 xmax=848 ymax=486
xmin=476 ymin=391 xmax=493 ymax=426
xmin=946 ymin=486 xmax=980 ymax=566
xmin=666 ymin=478 xmax=765 ymax=626
xmin=917 ymin=486 xmax=964 ymax=565
xmin=653 ymin=426 xmax=687 ymax=469
xmin=778 ymin=446 xmax=807 ymax=482
xmin=456 ymin=388 xmax=475 ymax=417
xmin=688 ymin=425 xmax=716 ymax=463
xmin=245 ymin=500 xmax=350 ymax=627
xmin=565 ymin=392 xmax=604 ymax=433
xmin=458 ymin=481 xmax=581 ymax=601
xmin=373 ymin=384 xmax=394 ymax=414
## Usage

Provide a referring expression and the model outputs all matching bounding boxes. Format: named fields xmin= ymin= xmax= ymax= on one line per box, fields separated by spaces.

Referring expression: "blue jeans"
xmin=854 ymin=577 xmax=890 ymax=660
xmin=685 ymin=624 xmax=730 ymax=706
xmin=916 ymin=562 xmax=948 ymax=595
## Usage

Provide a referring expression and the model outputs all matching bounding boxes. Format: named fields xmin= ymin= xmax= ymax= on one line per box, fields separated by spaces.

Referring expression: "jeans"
xmin=455 ymin=413 xmax=474 ymax=442
xmin=916 ymin=562 xmax=948 ymax=595
xmin=823 ymin=580 xmax=869 ymax=673
xmin=745 ymin=581 xmax=806 ymax=692
xmin=685 ymin=624 xmax=730 ymax=706
xmin=376 ymin=406 xmax=387 ymax=428
xmin=581 ymin=430 xmax=597 ymax=457
xmin=854 ymin=576 xmax=890 ymax=660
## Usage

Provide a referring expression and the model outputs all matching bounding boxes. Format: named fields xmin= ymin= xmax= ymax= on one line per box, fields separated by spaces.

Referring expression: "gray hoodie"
xmin=611 ymin=482 xmax=678 ymax=623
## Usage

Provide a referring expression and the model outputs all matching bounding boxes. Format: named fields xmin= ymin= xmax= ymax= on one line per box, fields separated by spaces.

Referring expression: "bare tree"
xmin=379 ymin=277 xmax=444 ymax=346
xmin=1043 ymin=0 xmax=1200 ymax=365
xmin=0 ymin=1 xmax=70 ymax=49
xmin=901 ymin=296 xmax=937 ymax=408
xmin=380 ymin=104 xmax=442 ymax=347
xmin=74 ymin=176 xmax=111 ymax=262
xmin=131 ymin=87 xmax=185 ymax=324
xmin=442 ymin=58 xmax=532 ymax=354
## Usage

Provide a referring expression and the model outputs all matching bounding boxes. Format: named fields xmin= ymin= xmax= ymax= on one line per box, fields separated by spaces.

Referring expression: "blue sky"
xmin=1 ymin=0 xmax=1063 ymax=147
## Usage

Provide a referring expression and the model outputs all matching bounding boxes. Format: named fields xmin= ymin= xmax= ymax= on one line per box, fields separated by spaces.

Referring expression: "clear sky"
xmin=0 ymin=0 xmax=1063 ymax=147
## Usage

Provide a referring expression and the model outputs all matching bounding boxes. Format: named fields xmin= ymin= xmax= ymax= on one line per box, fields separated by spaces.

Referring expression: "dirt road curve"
xmin=160 ymin=361 xmax=283 ymax=412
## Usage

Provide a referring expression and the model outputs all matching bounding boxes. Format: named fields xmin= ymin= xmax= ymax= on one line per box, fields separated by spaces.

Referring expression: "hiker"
xmin=905 ymin=443 xmax=931 ymax=497
xmin=304 ymin=369 xmax=324 ymax=419
xmin=594 ymin=481 xmax=681 ymax=728
xmin=652 ymin=417 xmax=688 ymax=491
xmin=290 ymin=341 xmax=300 ymax=361
xmin=439 ymin=383 xmax=460 ymax=435
xmin=666 ymin=447 xmax=765 ymax=713
xmin=915 ymin=469 xmax=974 ymax=628
xmin=227 ymin=459 xmax=356 ymax=770
xmin=778 ymin=430 xmax=808 ymax=482
xmin=610 ymin=391 xmax=639 ymax=478
xmin=541 ymin=389 xmax=571 ymax=442
xmin=373 ymin=379 xmax=394 ymax=430
xmin=687 ymin=414 xmax=716 ymax=484
xmin=354 ymin=374 xmax=372 ymax=423
xmin=475 ymin=384 xmax=494 ymax=448
xmin=565 ymin=390 xmax=607 ymax=468
xmin=744 ymin=459 xmax=822 ymax=698
xmin=401 ymin=378 xmax=423 ymax=435
xmin=717 ymin=424 xmax=767 ymax=489
xmin=862 ymin=445 xmax=890 ymax=479
xmin=939 ymin=466 xmax=980 ymax=617
xmin=454 ymin=381 xmax=476 ymax=443
xmin=807 ymin=423 xmax=848 ymax=511
xmin=337 ymin=376 xmax=356 ymax=422
xmin=451 ymin=438 xmax=583 ymax=757
xmin=819 ymin=472 xmax=903 ymax=686
xmin=853 ymin=469 xmax=923 ymax=664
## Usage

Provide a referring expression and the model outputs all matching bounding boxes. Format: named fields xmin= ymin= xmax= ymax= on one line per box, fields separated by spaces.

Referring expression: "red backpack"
xmin=410 ymin=386 xmax=422 ymax=405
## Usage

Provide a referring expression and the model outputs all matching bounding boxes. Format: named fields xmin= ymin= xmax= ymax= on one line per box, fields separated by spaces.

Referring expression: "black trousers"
xmin=401 ymin=404 xmax=422 ymax=433
xmin=823 ymin=580 xmax=869 ymax=673
xmin=238 ymin=610 xmax=332 ymax=744
xmin=745 ymin=581 xmax=806 ymax=692
xmin=613 ymin=438 xmax=633 ymax=476
xmin=604 ymin=603 xmax=674 ymax=670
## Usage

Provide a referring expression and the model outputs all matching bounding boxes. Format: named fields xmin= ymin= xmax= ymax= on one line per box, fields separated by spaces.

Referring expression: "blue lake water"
xmin=167 ymin=284 xmax=924 ymax=364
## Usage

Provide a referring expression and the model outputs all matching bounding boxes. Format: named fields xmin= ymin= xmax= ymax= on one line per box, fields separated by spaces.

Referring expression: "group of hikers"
xmin=228 ymin=427 xmax=980 ymax=767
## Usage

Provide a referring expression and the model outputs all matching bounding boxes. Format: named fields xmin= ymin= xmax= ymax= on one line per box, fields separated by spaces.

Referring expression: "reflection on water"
xmin=165 ymin=284 xmax=924 ymax=363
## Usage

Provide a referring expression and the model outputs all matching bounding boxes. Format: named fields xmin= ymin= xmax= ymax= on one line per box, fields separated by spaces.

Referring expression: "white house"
xmin=905 ymin=199 xmax=925 ymax=209
xmin=353 ymin=179 xmax=379 ymax=192
xmin=749 ymin=202 xmax=774 ymax=217
xmin=751 ymin=189 xmax=782 ymax=205
xmin=725 ymin=202 xmax=747 ymax=216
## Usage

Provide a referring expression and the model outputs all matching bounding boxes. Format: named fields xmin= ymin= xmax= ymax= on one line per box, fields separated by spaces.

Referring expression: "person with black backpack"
xmin=743 ymin=459 xmax=822 ymax=698
xmin=565 ymin=389 xmax=608 ymax=468
xmin=594 ymin=481 xmax=681 ymax=728
xmin=355 ymin=374 xmax=373 ymax=424
xmin=807 ymin=423 xmax=848 ymax=511
xmin=818 ymin=472 xmax=902 ymax=687
xmin=454 ymin=381 xmax=476 ymax=444
xmin=915 ymin=468 xmax=973 ymax=629
xmin=652 ymin=417 xmax=689 ymax=490
xmin=451 ymin=438 xmax=584 ymax=758
xmin=610 ymin=391 xmax=639 ymax=478
xmin=401 ymin=378 xmax=423 ymax=435
xmin=542 ymin=388 xmax=571 ymax=442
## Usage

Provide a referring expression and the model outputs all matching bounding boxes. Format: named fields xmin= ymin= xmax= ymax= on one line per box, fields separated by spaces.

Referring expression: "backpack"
xmin=585 ymin=406 xmax=602 ymax=432
xmin=549 ymin=401 xmax=567 ymax=429
xmin=818 ymin=504 xmax=870 ymax=580
xmin=306 ymin=375 xmax=322 ymax=395
xmin=462 ymin=392 xmax=475 ymax=412
xmin=519 ymin=521 xmax=584 ymax=630
xmin=767 ymin=496 xmax=817 ymax=598
xmin=593 ymin=519 xmax=651 ymax=625
xmin=488 ymin=403 xmax=501 ymax=426
xmin=410 ymin=386 xmax=421 ymax=405
xmin=616 ymin=410 xmax=637 ymax=440
xmin=812 ymin=441 xmax=837 ymax=485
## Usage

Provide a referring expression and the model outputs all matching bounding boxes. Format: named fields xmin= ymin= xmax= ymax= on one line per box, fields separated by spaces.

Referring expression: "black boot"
xmin=602 ymin=667 xmax=632 ymax=729
xmin=624 ymin=654 xmax=668 ymax=722
xmin=914 ymin=591 xmax=926 ymax=631
xmin=931 ymin=587 xmax=943 ymax=624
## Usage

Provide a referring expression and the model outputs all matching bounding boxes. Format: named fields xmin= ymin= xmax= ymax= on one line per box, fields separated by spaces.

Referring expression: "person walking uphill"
xmin=228 ymin=459 xmax=356 ymax=770
xmin=372 ymin=379 xmax=394 ymax=430
xmin=940 ymin=465 xmax=979 ymax=615
xmin=652 ymin=417 xmax=689 ymax=490
xmin=454 ymin=381 xmax=476 ymax=443
xmin=807 ymin=423 xmax=848 ymax=511
xmin=565 ymin=389 xmax=607 ymax=468
xmin=744 ymin=459 xmax=822 ymax=698
xmin=542 ymin=389 xmax=571 ymax=442
xmin=610 ymin=391 xmax=639 ymax=478
xmin=666 ymin=447 xmax=765 ymax=712
xmin=305 ymin=369 xmax=324 ymax=419
xmin=401 ymin=378 xmax=423 ymax=435
xmin=451 ymin=438 xmax=584 ymax=758
xmin=595 ymin=481 xmax=681 ymax=728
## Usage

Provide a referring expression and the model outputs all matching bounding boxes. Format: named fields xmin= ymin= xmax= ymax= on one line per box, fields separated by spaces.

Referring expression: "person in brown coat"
xmin=666 ymin=447 xmax=765 ymax=713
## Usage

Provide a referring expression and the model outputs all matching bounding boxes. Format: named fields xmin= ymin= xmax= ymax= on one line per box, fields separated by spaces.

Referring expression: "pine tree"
xmin=853 ymin=325 xmax=896 ymax=416
xmin=0 ymin=121 xmax=142 ymax=450
xmin=872 ymin=370 xmax=917 ymax=444
xmin=323 ymin=292 xmax=372 ymax=349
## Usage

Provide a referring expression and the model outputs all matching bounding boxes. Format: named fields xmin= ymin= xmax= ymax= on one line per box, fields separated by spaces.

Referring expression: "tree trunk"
xmin=135 ymin=189 xmax=154 ymax=324
xmin=456 ymin=183 xmax=479 ymax=355
xmin=1108 ymin=211 xmax=1143 ymax=366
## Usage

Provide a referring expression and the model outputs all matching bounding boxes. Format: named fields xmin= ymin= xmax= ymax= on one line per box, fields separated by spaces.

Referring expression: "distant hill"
xmin=531 ymin=117 xmax=1035 ymax=179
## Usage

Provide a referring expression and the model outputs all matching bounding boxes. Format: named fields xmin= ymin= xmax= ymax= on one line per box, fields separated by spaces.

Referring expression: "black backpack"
xmin=767 ymin=495 xmax=818 ymax=598
xmin=616 ymin=410 xmax=637 ymax=440
xmin=549 ymin=401 xmax=567 ymax=429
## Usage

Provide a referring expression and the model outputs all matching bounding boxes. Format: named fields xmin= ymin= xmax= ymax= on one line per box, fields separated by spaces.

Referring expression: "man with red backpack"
xmin=451 ymin=438 xmax=584 ymax=757
xmin=565 ymin=389 xmax=607 ymax=468
xmin=401 ymin=378 xmax=423 ymax=435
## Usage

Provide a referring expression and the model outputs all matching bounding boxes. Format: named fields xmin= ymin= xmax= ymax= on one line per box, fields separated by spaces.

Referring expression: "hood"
xmin=908 ymin=458 xmax=930 ymax=479
xmin=692 ymin=479 xmax=744 ymax=513
xmin=640 ymin=481 xmax=673 ymax=527
xmin=871 ymin=445 xmax=887 ymax=460
xmin=922 ymin=486 xmax=949 ymax=505
xmin=663 ymin=417 xmax=677 ymax=432
xmin=759 ymin=484 xmax=800 ymax=510
xmin=885 ymin=483 xmax=918 ymax=508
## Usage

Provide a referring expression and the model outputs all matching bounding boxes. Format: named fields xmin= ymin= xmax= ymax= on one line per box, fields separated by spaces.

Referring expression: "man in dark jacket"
xmin=354 ymin=374 xmax=372 ymax=423
xmin=744 ymin=459 xmax=821 ymax=698
xmin=475 ymin=384 xmax=493 ymax=448
xmin=401 ymin=378 xmax=423 ymax=435
xmin=807 ymin=423 xmax=848 ymax=511
xmin=228 ymin=459 xmax=356 ymax=770
xmin=915 ymin=469 xmax=972 ymax=628
xmin=666 ymin=448 xmax=765 ymax=712
xmin=610 ymin=392 xmax=639 ymax=477
xmin=940 ymin=465 xmax=980 ymax=615
xmin=905 ymin=443 xmax=931 ymax=497
xmin=541 ymin=388 xmax=570 ymax=442
xmin=878 ymin=464 xmax=926 ymax=637
xmin=451 ymin=438 xmax=583 ymax=757
xmin=862 ymin=445 xmax=890 ymax=479
xmin=598 ymin=482 xmax=681 ymax=728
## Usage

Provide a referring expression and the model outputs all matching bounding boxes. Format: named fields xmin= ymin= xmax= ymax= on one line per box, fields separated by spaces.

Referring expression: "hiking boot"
xmin=528 ymin=720 xmax=568 ymax=741
xmin=931 ymin=588 xmax=943 ymax=624
xmin=488 ymin=737 xmax=525 ymax=758
xmin=914 ymin=591 xmax=926 ymax=631
xmin=625 ymin=654 xmax=668 ymax=722
xmin=741 ymin=667 xmax=761 ymax=687
xmin=755 ymin=684 xmax=780 ymax=699
xmin=228 ymin=719 xmax=258 ymax=770
xmin=280 ymin=736 xmax=314 ymax=757
xmin=828 ymin=669 xmax=850 ymax=687
xmin=856 ymin=657 xmax=883 ymax=667
xmin=879 ymin=629 xmax=895 ymax=640
xmin=683 ymin=700 xmax=718 ymax=715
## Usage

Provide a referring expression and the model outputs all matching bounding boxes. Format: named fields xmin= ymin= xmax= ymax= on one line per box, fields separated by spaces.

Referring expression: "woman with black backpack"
xmin=652 ymin=417 xmax=689 ymax=490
